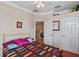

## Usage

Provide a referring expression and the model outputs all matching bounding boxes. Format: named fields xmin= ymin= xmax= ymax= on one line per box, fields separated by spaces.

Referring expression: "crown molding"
xmin=2 ymin=1 xmax=54 ymax=15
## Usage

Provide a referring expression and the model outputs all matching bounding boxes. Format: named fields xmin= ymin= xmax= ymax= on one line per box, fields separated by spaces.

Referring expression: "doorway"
xmin=36 ymin=21 xmax=44 ymax=44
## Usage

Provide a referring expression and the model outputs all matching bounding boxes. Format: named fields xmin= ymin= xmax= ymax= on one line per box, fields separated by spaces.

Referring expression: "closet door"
xmin=61 ymin=15 xmax=79 ymax=54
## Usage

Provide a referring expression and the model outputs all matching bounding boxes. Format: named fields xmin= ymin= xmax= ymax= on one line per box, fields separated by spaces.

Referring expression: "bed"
xmin=2 ymin=33 xmax=61 ymax=57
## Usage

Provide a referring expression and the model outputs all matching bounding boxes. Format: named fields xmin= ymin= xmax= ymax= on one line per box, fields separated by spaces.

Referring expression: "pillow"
xmin=14 ymin=38 xmax=24 ymax=44
xmin=27 ymin=37 xmax=33 ymax=43
xmin=18 ymin=41 xmax=31 ymax=47
xmin=14 ymin=38 xmax=31 ymax=47
xmin=3 ymin=40 xmax=16 ymax=48
xmin=23 ymin=37 xmax=30 ymax=42
xmin=13 ymin=38 xmax=23 ymax=47
xmin=8 ymin=44 xmax=18 ymax=49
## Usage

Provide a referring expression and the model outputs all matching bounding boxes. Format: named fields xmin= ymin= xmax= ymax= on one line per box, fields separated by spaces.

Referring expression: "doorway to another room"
xmin=36 ymin=22 xmax=44 ymax=44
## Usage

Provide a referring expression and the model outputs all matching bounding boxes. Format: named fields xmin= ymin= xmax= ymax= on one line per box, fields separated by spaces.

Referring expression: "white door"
xmin=61 ymin=16 xmax=79 ymax=54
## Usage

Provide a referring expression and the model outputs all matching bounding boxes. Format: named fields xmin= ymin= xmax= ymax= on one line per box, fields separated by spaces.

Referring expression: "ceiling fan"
xmin=33 ymin=1 xmax=45 ymax=8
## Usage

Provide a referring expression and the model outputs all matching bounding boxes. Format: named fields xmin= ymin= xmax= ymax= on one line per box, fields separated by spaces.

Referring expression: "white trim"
xmin=2 ymin=1 xmax=54 ymax=15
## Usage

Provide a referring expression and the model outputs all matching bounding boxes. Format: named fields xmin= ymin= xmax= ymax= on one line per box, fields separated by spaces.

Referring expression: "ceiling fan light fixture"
xmin=40 ymin=3 xmax=45 ymax=7
xmin=36 ymin=4 xmax=41 ymax=8
xmin=34 ymin=1 xmax=45 ymax=8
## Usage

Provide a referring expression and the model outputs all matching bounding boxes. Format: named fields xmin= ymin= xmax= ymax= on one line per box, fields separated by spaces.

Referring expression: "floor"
xmin=62 ymin=50 xmax=79 ymax=57
xmin=33 ymin=41 xmax=79 ymax=57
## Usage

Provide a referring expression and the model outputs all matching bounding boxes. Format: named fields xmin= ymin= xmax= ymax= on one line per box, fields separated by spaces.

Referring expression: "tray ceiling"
xmin=2 ymin=1 xmax=79 ymax=14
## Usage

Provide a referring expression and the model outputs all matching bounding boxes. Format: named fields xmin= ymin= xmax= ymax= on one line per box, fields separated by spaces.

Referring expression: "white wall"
xmin=34 ymin=13 xmax=63 ymax=47
xmin=34 ymin=14 xmax=53 ymax=45
xmin=0 ymin=2 xmax=35 ymax=44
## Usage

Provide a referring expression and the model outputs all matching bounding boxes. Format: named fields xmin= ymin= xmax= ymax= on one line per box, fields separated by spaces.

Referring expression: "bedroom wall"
xmin=34 ymin=11 xmax=79 ymax=54
xmin=34 ymin=10 xmax=70 ymax=46
xmin=34 ymin=14 xmax=53 ymax=45
xmin=0 ymin=2 xmax=35 ymax=44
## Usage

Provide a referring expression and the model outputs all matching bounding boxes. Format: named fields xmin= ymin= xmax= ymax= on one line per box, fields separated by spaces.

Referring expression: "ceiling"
xmin=3 ymin=1 xmax=79 ymax=14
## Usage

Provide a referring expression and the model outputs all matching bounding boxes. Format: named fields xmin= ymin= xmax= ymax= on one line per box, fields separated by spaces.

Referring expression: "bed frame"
xmin=3 ymin=33 xmax=31 ymax=43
